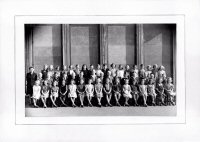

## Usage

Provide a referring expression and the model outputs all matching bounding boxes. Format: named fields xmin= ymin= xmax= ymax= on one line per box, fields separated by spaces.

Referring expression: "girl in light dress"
xmin=68 ymin=79 xmax=77 ymax=107
xmin=103 ymin=78 xmax=112 ymax=107
xmin=41 ymin=80 xmax=49 ymax=108
xmin=122 ymin=79 xmax=132 ymax=106
xmin=138 ymin=79 xmax=148 ymax=107
xmin=110 ymin=63 xmax=117 ymax=78
xmin=117 ymin=64 xmax=124 ymax=79
xmin=147 ymin=79 xmax=157 ymax=106
xmin=32 ymin=80 xmax=41 ymax=107
xmin=158 ymin=65 xmax=167 ymax=81
xmin=164 ymin=77 xmax=176 ymax=105
xmin=48 ymin=65 xmax=54 ymax=79
xmin=96 ymin=64 xmax=103 ymax=78
xmin=50 ymin=81 xmax=59 ymax=107
xmin=85 ymin=79 xmax=94 ymax=107
xmin=77 ymin=79 xmax=86 ymax=107
xmin=95 ymin=78 xmax=103 ymax=107
xmin=156 ymin=78 xmax=165 ymax=106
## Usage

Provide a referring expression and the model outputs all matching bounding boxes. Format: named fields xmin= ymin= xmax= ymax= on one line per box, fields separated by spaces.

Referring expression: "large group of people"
xmin=26 ymin=63 xmax=176 ymax=108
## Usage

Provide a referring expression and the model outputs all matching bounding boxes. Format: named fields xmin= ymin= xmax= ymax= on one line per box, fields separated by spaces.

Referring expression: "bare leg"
xmin=41 ymin=97 xmax=47 ymax=108
xmin=143 ymin=95 xmax=147 ymax=106
xmin=133 ymin=94 xmax=138 ymax=106
xmin=60 ymin=96 xmax=66 ymax=106
xmin=106 ymin=94 xmax=110 ymax=106
xmin=33 ymin=98 xmax=39 ymax=107
xmin=50 ymin=96 xmax=57 ymax=107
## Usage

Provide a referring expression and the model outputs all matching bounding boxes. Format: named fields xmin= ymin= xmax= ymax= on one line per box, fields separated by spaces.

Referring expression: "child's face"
xmin=44 ymin=81 xmax=48 ymax=86
xmin=90 ymin=65 xmax=94 ymax=70
xmin=167 ymin=78 xmax=172 ymax=83
xmin=44 ymin=65 xmax=48 ymax=70
xmin=80 ymin=80 xmax=84 ymax=84
xmin=116 ymin=78 xmax=119 ymax=84
xmin=53 ymin=82 xmax=57 ymax=86
xmin=36 ymin=81 xmax=40 ymax=86
xmin=158 ymin=79 xmax=162 ymax=83
xmin=50 ymin=65 xmax=53 ymax=70
xmin=83 ymin=65 xmax=86 ymax=70
xmin=97 ymin=65 xmax=100 ymax=69
xmin=76 ymin=65 xmax=79 ymax=69
xmin=88 ymin=80 xmax=92 ymax=84
xmin=71 ymin=80 xmax=74 ymax=84
xmin=63 ymin=65 xmax=67 ymax=70
xmin=150 ymin=74 xmax=154 ymax=78
xmin=106 ymin=78 xmax=110 ymax=84
xmin=125 ymin=80 xmax=129 ymax=84
xmin=126 ymin=65 xmax=130 ymax=70
xmin=62 ymin=81 xmax=65 ymax=86
xmin=29 ymin=68 xmax=34 ymax=73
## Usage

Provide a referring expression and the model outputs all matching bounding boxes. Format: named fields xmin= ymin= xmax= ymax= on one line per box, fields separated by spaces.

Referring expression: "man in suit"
xmin=26 ymin=67 xmax=37 ymax=100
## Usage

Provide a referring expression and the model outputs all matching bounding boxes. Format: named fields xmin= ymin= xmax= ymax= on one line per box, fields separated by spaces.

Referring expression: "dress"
xmin=164 ymin=84 xmax=176 ymax=96
xmin=60 ymin=85 xmax=67 ymax=96
xmin=32 ymin=85 xmax=41 ymax=100
xmin=123 ymin=84 xmax=132 ymax=98
xmin=139 ymin=85 xmax=147 ymax=97
xmin=104 ymin=83 xmax=112 ymax=95
xmin=51 ymin=86 xmax=59 ymax=98
xmin=147 ymin=84 xmax=157 ymax=97
xmin=41 ymin=85 xmax=49 ymax=99
xmin=85 ymin=84 xmax=94 ymax=97
xmin=68 ymin=84 xmax=77 ymax=98
xmin=130 ymin=84 xmax=138 ymax=95
xmin=95 ymin=84 xmax=103 ymax=98
xmin=77 ymin=84 xmax=85 ymax=96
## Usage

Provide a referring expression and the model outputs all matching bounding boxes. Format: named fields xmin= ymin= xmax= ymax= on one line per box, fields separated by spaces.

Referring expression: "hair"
xmin=29 ymin=66 xmax=34 ymax=70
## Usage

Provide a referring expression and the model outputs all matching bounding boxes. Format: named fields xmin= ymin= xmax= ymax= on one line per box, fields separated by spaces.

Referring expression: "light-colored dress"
xmin=139 ymin=85 xmax=147 ymax=97
xmin=117 ymin=70 xmax=124 ymax=78
xmin=32 ymin=85 xmax=41 ymax=100
xmin=68 ymin=84 xmax=77 ymax=98
xmin=147 ymin=84 xmax=157 ymax=97
xmin=85 ymin=84 xmax=94 ymax=97
xmin=95 ymin=84 xmax=103 ymax=98
xmin=123 ymin=84 xmax=132 ymax=98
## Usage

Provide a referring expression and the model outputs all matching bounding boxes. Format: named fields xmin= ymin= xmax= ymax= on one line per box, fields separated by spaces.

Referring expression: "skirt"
xmin=123 ymin=91 xmax=132 ymax=98
xmin=86 ymin=92 xmax=94 ymax=97
xmin=68 ymin=92 xmax=77 ymax=98
xmin=32 ymin=92 xmax=41 ymax=100
xmin=41 ymin=92 xmax=49 ymax=99
xmin=52 ymin=92 xmax=58 ymax=98
xmin=96 ymin=92 xmax=103 ymax=98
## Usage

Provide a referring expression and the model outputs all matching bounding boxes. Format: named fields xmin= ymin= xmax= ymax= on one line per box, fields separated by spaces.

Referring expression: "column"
xmin=100 ymin=24 xmax=108 ymax=65
xmin=62 ymin=24 xmax=71 ymax=67
xmin=136 ymin=24 xmax=144 ymax=65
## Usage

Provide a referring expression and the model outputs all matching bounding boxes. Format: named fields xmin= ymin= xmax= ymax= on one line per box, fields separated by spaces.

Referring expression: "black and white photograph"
xmin=25 ymin=23 xmax=177 ymax=117
xmin=1 ymin=0 xmax=200 ymax=142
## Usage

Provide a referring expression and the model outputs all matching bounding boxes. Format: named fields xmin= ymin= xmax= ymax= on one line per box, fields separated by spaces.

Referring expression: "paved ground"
xmin=25 ymin=106 xmax=176 ymax=117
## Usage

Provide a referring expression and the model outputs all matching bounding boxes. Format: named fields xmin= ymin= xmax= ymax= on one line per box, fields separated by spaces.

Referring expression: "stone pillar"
xmin=100 ymin=24 xmax=108 ymax=65
xmin=62 ymin=24 xmax=71 ymax=67
xmin=136 ymin=24 xmax=144 ymax=66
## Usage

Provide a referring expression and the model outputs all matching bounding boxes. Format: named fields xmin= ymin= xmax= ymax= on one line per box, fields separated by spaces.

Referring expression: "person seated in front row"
xmin=41 ymin=80 xmax=49 ymax=108
xmin=50 ymin=81 xmax=59 ymax=107
xmin=68 ymin=79 xmax=77 ymax=107
xmin=156 ymin=78 xmax=165 ymax=106
xmin=147 ymin=79 xmax=157 ymax=106
xmin=112 ymin=77 xmax=122 ymax=106
xmin=85 ymin=79 xmax=94 ymax=107
xmin=164 ymin=77 xmax=176 ymax=105
xmin=59 ymin=80 xmax=67 ymax=106
xmin=95 ymin=78 xmax=103 ymax=107
xmin=103 ymin=78 xmax=112 ymax=107
xmin=122 ymin=79 xmax=132 ymax=106
xmin=138 ymin=79 xmax=148 ymax=107
xmin=130 ymin=78 xmax=139 ymax=106
xmin=32 ymin=80 xmax=41 ymax=108
xmin=77 ymin=79 xmax=86 ymax=107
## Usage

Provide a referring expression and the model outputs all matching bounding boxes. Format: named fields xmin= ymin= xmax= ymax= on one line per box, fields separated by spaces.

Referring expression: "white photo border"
xmin=15 ymin=15 xmax=185 ymax=125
